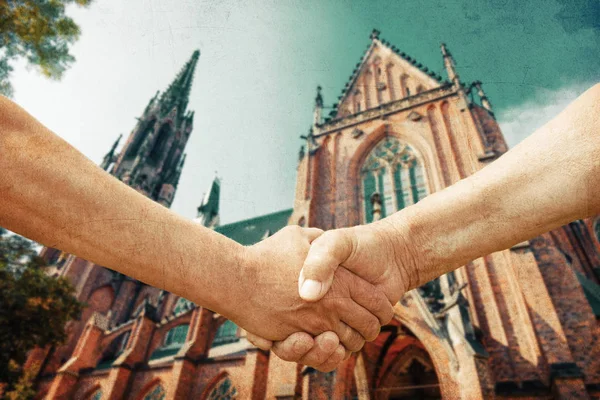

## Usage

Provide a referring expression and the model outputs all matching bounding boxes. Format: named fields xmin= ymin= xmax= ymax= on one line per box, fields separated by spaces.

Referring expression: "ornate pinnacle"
xmin=315 ymin=85 xmax=323 ymax=108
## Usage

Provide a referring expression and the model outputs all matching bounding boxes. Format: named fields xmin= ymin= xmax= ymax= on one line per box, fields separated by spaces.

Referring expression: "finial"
xmin=441 ymin=43 xmax=451 ymax=57
xmin=473 ymin=81 xmax=494 ymax=117
xmin=315 ymin=85 xmax=323 ymax=108
xmin=370 ymin=29 xmax=380 ymax=40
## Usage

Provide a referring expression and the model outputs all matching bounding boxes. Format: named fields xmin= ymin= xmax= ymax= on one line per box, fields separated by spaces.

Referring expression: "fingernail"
xmin=300 ymin=279 xmax=322 ymax=301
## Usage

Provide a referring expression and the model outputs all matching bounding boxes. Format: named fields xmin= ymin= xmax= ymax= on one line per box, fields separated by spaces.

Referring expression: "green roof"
xmin=215 ymin=209 xmax=293 ymax=246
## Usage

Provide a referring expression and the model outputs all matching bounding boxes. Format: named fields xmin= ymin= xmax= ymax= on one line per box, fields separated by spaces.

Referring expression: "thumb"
xmin=299 ymin=229 xmax=354 ymax=302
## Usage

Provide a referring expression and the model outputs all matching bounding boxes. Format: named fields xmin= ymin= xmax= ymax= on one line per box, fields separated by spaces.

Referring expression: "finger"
xmin=336 ymin=298 xmax=381 ymax=342
xmin=271 ymin=332 xmax=314 ymax=362
xmin=335 ymin=321 xmax=365 ymax=352
xmin=343 ymin=350 xmax=352 ymax=361
xmin=339 ymin=267 xmax=395 ymax=326
xmin=246 ymin=332 xmax=273 ymax=351
xmin=302 ymin=227 xmax=325 ymax=242
xmin=297 ymin=331 xmax=339 ymax=367
xmin=299 ymin=230 xmax=354 ymax=302
xmin=314 ymin=344 xmax=346 ymax=372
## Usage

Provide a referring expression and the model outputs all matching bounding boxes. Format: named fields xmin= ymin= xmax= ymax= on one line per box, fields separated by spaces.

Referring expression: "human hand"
xmin=297 ymin=222 xmax=419 ymax=304
xmin=246 ymin=330 xmax=351 ymax=372
xmin=227 ymin=225 xmax=393 ymax=352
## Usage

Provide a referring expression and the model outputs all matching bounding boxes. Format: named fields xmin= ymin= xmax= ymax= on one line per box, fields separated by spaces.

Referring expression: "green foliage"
xmin=0 ymin=0 xmax=93 ymax=97
xmin=0 ymin=228 xmax=83 ymax=390
xmin=3 ymin=362 xmax=39 ymax=400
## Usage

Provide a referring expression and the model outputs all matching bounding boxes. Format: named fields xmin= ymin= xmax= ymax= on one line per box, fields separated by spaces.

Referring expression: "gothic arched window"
xmin=127 ymin=120 xmax=155 ymax=158
xmin=361 ymin=136 xmax=427 ymax=224
xmin=207 ymin=376 xmax=238 ymax=400
xmin=149 ymin=124 xmax=171 ymax=164
xmin=149 ymin=324 xmax=189 ymax=360
xmin=143 ymin=384 xmax=166 ymax=400
xmin=164 ymin=324 xmax=189 ymax=347
xmin=212 ymin=320 xmax=239 ymax=347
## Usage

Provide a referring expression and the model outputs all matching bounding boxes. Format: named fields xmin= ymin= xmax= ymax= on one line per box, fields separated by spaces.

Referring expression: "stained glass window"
xmin=164 ymin=324 xmax=189 ymax=347
xmin=143 ymin=384 xmax=166 ymax=400
xmin=208 ymin=377 xmax=238 ymax=400
xmin=361 ymin=136 xmax=427 ymax=223
xmin=149 ymin=324 xmax=189 ymax=360
xmin=212 ymin=320 xmax=239 ymax=347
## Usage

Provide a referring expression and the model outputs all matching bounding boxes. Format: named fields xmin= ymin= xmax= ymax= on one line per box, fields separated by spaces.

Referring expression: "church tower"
xmin=28 ymin=51 xmax=202 ymax=396
xmin=103 ymin=50 xmax=199 ymax=208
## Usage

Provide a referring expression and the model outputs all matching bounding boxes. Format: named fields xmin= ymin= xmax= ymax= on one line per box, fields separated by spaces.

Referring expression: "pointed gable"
xmin=334 ymin=30 xmax=444 ymax=119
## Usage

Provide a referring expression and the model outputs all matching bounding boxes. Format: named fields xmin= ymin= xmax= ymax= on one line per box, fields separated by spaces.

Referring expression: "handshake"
xmin=220 ymin=221 xmax=419 ymax=373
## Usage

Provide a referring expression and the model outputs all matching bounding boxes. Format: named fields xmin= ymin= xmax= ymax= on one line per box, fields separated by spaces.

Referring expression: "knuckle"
xmin=374 ymin=293 xmax=394 ymax=325
xmin=383 ymin=304 xmax=395 ymax=325
xmin=364 ymin=319 xmax=381 ymax=342
xmin=344 ymin=331 xmax=365 ymax=352
xmin=355 ymin=311 xmax=380 ymax=342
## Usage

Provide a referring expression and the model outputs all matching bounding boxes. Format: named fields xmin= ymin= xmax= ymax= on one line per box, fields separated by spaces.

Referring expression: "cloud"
xmin=497 ymin=82 xmax=593 ymax=148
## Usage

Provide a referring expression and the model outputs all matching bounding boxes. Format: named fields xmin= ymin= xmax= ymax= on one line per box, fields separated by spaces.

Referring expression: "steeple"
xmin=157 ymin=49 xmax=200 ymax=121
xmin=108 ymin=49 xmax=200 ymax=207
xmin=196 ymin=176 xmax=221 ymax=229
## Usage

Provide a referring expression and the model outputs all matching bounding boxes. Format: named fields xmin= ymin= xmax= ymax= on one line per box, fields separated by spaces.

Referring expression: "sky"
xmin=10 ymin=0 xmax=600 ymax=225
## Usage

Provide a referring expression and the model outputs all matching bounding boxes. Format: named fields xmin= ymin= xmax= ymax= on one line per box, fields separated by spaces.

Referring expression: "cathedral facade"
xmin=27 ymin=31 xmax=600 ymax=399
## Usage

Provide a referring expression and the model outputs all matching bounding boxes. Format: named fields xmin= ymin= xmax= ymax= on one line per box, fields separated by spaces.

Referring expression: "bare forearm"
xmin=378 ymin=83 xmax=600 ymax=287
xmin=0 ymin=96 xmax=244 ymax=315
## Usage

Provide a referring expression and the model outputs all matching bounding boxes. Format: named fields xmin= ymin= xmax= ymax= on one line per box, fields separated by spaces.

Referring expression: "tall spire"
xmin=158 ymin=49 xmax=200 ymax=120
xmin=110 ymin=49 xmax=200 ymax=206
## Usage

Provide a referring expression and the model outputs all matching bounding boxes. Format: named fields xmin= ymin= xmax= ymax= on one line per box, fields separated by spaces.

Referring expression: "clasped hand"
xmin=231 ymin=223 xmax=411 ymax=372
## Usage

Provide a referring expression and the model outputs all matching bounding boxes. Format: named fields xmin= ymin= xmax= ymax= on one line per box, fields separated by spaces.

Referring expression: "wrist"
xmin=181 ymin=225 xmax=249 ymax=321
xmin=373 ymin=207 xmax=428 ymax=292
xmin=218 ymin=243 xmax=257 ymax=322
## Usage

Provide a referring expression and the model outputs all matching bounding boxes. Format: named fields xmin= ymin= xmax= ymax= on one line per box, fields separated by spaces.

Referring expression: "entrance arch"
xmin=347 ymin=303 xmax=462 ymax=400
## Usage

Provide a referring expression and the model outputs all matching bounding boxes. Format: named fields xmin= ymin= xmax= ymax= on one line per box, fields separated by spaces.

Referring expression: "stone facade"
xmin=26 ymin=31 xmax=600 ymax=399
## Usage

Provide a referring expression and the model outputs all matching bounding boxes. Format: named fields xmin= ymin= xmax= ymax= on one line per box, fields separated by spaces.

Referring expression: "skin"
xmin=254 ymin=82 xmax=600 ymax=364
xmin=0 ymin=96 xmax=395 ymax=372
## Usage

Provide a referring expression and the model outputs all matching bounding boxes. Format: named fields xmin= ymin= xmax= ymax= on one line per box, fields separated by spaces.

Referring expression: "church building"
xmin=27 ymin=30 xmax=600 ymax=399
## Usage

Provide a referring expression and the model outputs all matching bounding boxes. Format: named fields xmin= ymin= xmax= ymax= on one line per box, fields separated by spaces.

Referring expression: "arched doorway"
xmin=351 ymin=323 xmax=441 ymax=400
